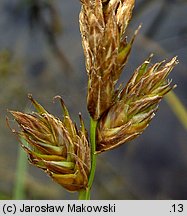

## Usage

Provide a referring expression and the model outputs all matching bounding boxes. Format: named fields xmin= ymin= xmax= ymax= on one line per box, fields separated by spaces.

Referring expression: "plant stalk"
xmin=13 ymin=139 xmax=28 ymax=199
xmin=78 ymin=118 xmax=97 ymax=200
xmin=166 ymin=91 xmax=187 ymax=131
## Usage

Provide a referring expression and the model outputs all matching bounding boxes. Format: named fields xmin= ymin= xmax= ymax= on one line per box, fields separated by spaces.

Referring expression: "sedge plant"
xmin=10 ymin=0 xmax=178 ymax=199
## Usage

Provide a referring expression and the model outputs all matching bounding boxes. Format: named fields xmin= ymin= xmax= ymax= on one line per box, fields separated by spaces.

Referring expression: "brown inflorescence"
xmin=96 ymin=56 xmax=178 ymax=153
xmin=80 ymin=0 xmax=136 ymax=120
xmin=10 ymin=95 xmax=90 ymax=192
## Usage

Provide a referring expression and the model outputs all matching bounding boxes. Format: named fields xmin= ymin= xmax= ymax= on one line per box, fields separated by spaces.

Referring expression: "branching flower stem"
xmin=78 ymin=118 xmax=97 ymax=200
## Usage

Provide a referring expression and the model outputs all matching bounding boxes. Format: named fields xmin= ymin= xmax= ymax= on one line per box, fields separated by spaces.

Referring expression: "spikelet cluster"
xmin=80 ymin=0 xmax=178 ymax=153
xmin=96 ymin=56 xmax=178 ymax=152
xmin=80 ymin=0 xmax=137 ymax=120
xmin=10 ymin=0 xmax=178 ymax=194
xmin=10 ymin=95 xmax=90 ymax=191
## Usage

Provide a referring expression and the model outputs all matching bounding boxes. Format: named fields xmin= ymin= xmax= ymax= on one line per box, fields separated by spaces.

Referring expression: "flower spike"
xmin=10 ymin=96 xmax=91 ymax=192
xmin=80 ymin=0 xmax=136 ymax=120
xmin=96 ymin=57 xmax=178 ymax=153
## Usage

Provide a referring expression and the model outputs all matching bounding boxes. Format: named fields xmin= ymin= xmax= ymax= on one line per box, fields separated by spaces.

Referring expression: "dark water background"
xmin=0 ymin=0 xmax=187 ymax=199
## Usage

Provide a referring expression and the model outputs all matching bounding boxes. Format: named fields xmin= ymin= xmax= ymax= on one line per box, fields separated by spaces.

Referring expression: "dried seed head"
xmin=96 ymin=57 xmax=178 ymax=153
xmin=10 ymin=95 xmax=90 ymax=192
xmin=80 ymin=0 xmax=136 ymax=120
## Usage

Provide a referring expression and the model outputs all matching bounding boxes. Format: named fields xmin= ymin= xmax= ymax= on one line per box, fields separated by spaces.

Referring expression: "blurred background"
xmin=0 ymin=0 xmax=187 ymax=200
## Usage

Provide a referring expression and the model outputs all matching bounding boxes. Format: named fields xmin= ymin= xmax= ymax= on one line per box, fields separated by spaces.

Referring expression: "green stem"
xmin=88 ymin=118 xmax=97 ymax=193
xmin=13 ymin=139 xmax=28 ymax=199
xmin=165 ymin=91 xmax=187 ymax=131
xmin=78 ymin=118 xmax=97 ymax=200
